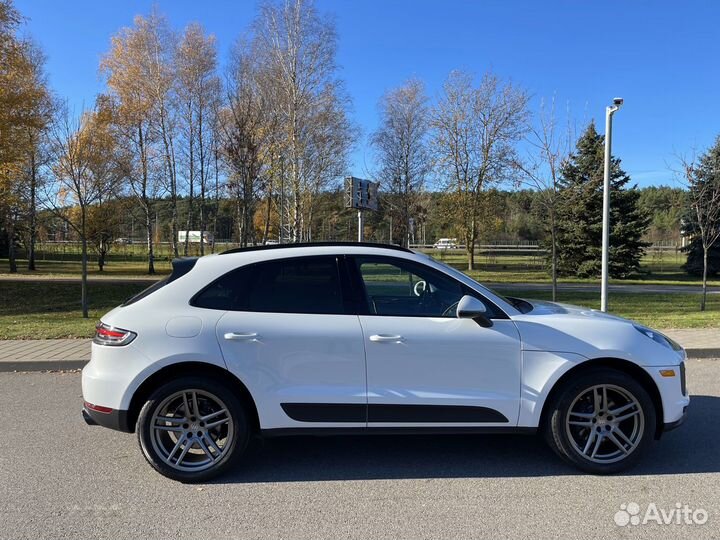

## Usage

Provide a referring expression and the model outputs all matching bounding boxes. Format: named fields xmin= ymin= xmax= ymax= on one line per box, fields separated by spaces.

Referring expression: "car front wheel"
xmin=137 ymin=377 xmax=249 ymax=482
xmin=544 ymin=368 xmax=656 ymax=474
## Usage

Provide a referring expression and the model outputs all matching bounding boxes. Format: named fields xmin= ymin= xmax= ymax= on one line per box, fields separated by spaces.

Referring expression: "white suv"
xmin=82 ymin=243 xmax=689 ymax=482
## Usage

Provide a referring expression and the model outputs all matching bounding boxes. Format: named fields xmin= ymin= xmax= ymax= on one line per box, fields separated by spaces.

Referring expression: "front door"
xmin=350 ymin=255 xmax=522 ymax=427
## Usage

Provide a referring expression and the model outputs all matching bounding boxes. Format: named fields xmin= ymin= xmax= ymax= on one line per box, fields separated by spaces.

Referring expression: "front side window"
xmin=354 ymin=256 xmax=466 ymax=317
xmin=193 ymin=256 xmax=345 ymax=315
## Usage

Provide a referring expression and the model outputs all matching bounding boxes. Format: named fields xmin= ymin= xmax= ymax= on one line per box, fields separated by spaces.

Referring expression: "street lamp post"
xmin=601 ymin=98 xmax=623 ymax=312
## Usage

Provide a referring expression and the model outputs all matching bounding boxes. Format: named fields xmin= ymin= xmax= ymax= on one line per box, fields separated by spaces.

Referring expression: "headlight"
xmin=632 ymin=324 xmax=683 ymax=352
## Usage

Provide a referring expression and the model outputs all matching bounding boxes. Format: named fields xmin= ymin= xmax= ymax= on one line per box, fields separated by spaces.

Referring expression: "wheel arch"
xmin=126 ymin=361 xmax=260 ymax=434
xmin=538 ymin=357 xmax=664 ymax=439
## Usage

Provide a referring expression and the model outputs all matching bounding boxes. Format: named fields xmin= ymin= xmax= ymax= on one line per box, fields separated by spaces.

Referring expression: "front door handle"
xmin=369 ymin=334 xmax=405 ymax=343
xmin=224 ymin=332 xmax=259 ymax=341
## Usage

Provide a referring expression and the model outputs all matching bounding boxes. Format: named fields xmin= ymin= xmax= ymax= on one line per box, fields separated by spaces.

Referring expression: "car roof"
xmin=220 ymin=241 xmax=413 ymax=256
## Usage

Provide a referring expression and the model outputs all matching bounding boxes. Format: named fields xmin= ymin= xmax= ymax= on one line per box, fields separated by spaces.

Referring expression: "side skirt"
xmin=261 ymin=426 xmax=537 ymax=438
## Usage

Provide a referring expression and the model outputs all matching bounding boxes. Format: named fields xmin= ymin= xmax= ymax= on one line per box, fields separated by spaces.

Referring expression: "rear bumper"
xmin=82 ymin=403 xmax=132 ymax=432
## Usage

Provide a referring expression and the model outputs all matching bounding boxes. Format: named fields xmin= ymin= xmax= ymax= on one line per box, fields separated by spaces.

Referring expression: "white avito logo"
xmin=614 ymin=502 xmax=709 ymax=526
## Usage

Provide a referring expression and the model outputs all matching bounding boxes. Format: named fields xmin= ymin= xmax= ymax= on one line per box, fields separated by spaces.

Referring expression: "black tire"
xmin=543 ymin=368 xmax=656 ymax=474
xmin=137 ymin=376 xmax=250 ymax=483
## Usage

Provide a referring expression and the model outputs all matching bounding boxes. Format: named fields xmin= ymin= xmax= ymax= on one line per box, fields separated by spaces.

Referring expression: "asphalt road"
xmin=1 ymin=361 xmax=718 ymax=540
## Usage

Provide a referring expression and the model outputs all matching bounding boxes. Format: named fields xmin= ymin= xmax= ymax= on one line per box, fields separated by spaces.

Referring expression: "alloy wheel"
xmin=150 ymin=389 xmax=234 ymax=472
xmin=564 ymin=384 xmax=645 ymax=464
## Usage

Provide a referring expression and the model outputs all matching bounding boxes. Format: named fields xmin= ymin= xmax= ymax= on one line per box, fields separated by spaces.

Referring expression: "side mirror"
xmin=456 ymin=295 xmax=493 ymax=328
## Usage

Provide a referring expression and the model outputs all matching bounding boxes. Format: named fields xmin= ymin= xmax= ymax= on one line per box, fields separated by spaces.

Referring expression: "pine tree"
xmin=683 ymin=236 xmax=720 ymax=277
xmin=555 ymin=122 xmax=649 ymax=278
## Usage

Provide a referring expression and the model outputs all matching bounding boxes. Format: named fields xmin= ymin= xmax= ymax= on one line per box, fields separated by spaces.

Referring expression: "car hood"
xmin=520 ymin=299 xmax=626 ymax=321
xmin=509 ymin=299 xmax=684 ymax=366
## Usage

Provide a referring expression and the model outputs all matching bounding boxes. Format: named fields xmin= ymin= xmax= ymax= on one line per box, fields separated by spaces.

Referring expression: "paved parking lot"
xmin=1 ymin=360 xmax=718 ymax=540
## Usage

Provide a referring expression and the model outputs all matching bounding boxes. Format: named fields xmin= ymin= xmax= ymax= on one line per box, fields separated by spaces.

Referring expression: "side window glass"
xmin=192 ymin=267 xmax=251 ymax=311
xmin=356 ymin=257 xmax=464 ymax=317
xmin=245 ymin=257 xmax=345 ymax=315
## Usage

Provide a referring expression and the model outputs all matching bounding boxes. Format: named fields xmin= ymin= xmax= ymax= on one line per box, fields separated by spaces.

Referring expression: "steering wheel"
xmin=413 ymin=280 xmax=427 ymax=297
xmin=442 ymin=300 xmax=460 ymax=317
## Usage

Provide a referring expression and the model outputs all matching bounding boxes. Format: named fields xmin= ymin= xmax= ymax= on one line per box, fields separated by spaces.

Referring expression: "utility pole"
xmin=601 ymin=97 xmax=623 ymax=312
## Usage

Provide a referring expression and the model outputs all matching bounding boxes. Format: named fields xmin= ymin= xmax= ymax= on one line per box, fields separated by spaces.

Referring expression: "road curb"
xmin=1 ymin=350 xmax=718 ymax=373
xmin=0 ymin=360 xmax=87 ymax=372
xmin=685 ymin=349 xmax=720 ymax=359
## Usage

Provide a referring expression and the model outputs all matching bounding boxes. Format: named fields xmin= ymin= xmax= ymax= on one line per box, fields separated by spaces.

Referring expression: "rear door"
xmin=198 ymin=256 xmax=367 ymax=430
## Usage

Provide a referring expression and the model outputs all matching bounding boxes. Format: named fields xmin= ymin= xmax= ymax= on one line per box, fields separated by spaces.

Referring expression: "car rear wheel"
xmin=544 ymin=368 xmax=656 ymax=474
xmin=137 ymin=377 xmax=249 ymax=482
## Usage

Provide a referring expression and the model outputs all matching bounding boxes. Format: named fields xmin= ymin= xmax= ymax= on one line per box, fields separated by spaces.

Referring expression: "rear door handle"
xmin=224 ymin=332 xmax=259 ymax=341
xmin=369 ymin=334 xmax=405 ymax=343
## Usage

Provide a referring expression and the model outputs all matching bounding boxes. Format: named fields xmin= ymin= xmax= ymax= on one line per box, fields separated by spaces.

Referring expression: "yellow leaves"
xmin=1 ymin=2 xmax=51 ymax=217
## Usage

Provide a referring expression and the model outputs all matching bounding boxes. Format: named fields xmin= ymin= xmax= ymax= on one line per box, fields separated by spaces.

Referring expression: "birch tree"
xmin=101 ymin=13 xmax=169 ymax=273
xmin=219 ymin=43 xmax=271 ymax=247
xmin=515 ymin=97 xmax=569 ymax=301
xmin=432 ymin=70 xmax=529 ymax=270
xmin=372 ymin=79 xmax=430 ymax=248
xmin=253 ymin=0 xmax=351 ymax=242
xmin=176 ymin=23 xmax=220 ymax=255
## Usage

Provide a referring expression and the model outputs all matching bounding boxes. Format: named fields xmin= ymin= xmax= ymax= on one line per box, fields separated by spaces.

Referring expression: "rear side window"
xmin=192 ymin=256 xmax=346 ymax=315
xmin=191 ymin=267 xmax=251 ymax=311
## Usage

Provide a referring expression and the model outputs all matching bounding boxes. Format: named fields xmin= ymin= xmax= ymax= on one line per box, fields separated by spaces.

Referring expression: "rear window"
xmin=192 ymin=256 xmax=345 ymax=314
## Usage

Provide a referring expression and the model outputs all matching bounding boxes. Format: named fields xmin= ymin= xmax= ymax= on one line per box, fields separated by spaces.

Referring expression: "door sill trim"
xmin=261 ymin=426 xmax=536 ymax=438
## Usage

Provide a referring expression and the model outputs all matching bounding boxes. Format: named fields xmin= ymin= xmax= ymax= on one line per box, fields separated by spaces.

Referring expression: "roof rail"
xmin=220 ymin=241 xmax=413 ymax=255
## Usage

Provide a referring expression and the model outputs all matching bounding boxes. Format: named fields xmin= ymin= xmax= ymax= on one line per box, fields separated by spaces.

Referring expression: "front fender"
xmin=518 ymin=350 xmax=588 ymax=427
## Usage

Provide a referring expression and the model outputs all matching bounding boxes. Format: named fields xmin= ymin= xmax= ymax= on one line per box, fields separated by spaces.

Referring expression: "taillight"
xmin=94 ymin=322 xmax=136 ymax=346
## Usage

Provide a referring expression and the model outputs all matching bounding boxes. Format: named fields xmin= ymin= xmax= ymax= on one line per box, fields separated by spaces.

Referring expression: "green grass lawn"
xmin=0 ymin=281 xmax=147 ymax=339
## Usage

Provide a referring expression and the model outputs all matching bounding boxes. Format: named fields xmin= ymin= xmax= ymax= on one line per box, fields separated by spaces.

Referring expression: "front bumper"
xmin=82 ymin=403 xmax=132 ymax=432
xmin=662 ymin=404 xmax=688 ymax=433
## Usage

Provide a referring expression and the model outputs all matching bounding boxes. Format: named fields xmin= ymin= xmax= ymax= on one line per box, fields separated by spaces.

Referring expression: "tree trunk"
xmin=701 ymin=245 xmax=708 ymax=311
xmin=138 ymin=125 xmax=155 ymax=274
xmin=98 ymin=242 xmax=105 ymax=272
xmin=7 ymin=217 xmax=17 ymax=273
xmin=550 ymin=211 xmax=557 ymax=302
xmin=81 ymin=214 xmax=89 ymax=319
xmin=28 ymin=149 xmax=37 ymax=271
xmin=184 ymin=131 xmax=194 ymax=256
xmin=263 ymin=192 xmax=272 ymax=244
xmin=211 ymin=145 xmax=220 ymax=254
xmin=467 ymin=217 xmax=476 ymax=271
xmin=199 ymin=179 xmax=205 ymax=257
xmin=146 ymin=207 xmax=155 ymax=275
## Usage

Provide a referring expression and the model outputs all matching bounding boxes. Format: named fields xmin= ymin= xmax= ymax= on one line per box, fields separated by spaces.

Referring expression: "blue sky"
xmin=14 ymin=0 xmax=720 ymax=187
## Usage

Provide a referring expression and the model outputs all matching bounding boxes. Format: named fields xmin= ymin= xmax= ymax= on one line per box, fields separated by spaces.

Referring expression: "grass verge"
xmin=0 ymin=281 xmax=147 ymax=339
